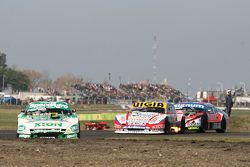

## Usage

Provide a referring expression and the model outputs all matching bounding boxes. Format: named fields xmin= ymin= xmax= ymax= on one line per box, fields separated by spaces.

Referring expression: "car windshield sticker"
xmin=174 ymin=103 xmax=205 ymax=110
xmin=132 ymin=102 xmax=167 ymax=109
xmin=27 ymin=102 xmax=70 ymax=111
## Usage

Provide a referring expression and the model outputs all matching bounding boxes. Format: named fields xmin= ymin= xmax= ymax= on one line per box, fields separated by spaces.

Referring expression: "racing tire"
xmin=216 ymin=117 xmax=226 ymax=133
xmin=164 ymin=118 xmax=171 ymax=134
xmin=178 ymin=116 xmax=186 ymax=134
xmin=197 ymin=114 xmax=208 ymax=133
xmin=77 ymin=123 xmax=81 ymax=139
xmin=16 ymin=134 xmax=19 ymax=138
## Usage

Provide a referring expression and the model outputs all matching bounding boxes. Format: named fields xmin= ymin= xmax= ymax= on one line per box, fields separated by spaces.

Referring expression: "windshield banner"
xmin=132 ymin=102 xmax=167 ymax=109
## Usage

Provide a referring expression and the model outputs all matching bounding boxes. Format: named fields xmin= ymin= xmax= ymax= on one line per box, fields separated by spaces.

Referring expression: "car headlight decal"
xmin=18 ymin=125 xmax=26 ymax=131
xmin=70 ymin=124 xmax=79 ymax=132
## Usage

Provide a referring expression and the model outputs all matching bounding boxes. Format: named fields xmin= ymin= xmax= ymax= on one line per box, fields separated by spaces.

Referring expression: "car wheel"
xmin=164 ymin=118 xmax=171 ymax=134
xmin=178 ymin=116 xmax=186 ymax=134
xmin=197 ymin=114 xmax=208 ymax=133
xmin=216 ymin=117 xmax=226 ymax=133
xmin=77 ymin=123 xmax=81 ymax=139
xmin=16 ymin=134 xmax=19 ymax=138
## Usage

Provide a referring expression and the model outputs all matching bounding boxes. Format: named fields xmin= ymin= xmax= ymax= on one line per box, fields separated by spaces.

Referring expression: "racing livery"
xmin=114 ymin=101 xmax=185 ymax=134
xmin=174 ymin=102 xmax=229 ymax=133
xmin=17 ymin=101 xmax=80 ymax=139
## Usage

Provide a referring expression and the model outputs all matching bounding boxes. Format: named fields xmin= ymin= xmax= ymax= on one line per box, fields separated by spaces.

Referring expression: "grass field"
xmin=0 ymin=104 xmax=249 ymax=132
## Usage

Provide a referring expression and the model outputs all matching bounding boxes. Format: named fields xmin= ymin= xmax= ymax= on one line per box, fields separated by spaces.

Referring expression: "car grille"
xmin=30 ymin=129 xmax=66 ymax=133
xmin=127 ymin=128 xmax=145 ymax=131
xmin=30 ymin=129 xmax=66 ymax=138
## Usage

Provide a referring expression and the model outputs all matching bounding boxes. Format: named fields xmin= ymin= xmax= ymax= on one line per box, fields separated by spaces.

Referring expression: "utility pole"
xmin=2 ymin=74 xmax=4 ymax=92
xmin=217 ymin=82 xmax=224 ymax=92
xmin=240 ymin=82 xmax=247 ymax=96
xmin=187 ymin=78 xmax=191 ymax=98
xmin=152 ymin=35 xmax=158 ymax=84
xmin=108 ymin=72 xmax=111 ymax=83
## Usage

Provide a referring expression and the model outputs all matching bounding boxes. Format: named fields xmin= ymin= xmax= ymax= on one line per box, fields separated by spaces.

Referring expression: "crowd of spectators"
xmin=73 ymin=82 xmax=122 ymax=104
xmin=72 ymin=82 xmax=184 ymax=104
xmin=119 ymin=83 xmax=183 ymax=103
xmin=0 ymin=81 xmax=184 ymax=105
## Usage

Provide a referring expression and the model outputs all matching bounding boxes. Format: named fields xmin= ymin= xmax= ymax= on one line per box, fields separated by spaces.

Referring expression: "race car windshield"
xmin=26 ymin=108 xmax=72 ymax=115
xmin=45 ymin=108 xmax=72 ymax=115
xmin=182 ymin=107 xmax=205 ymax=114
xmin=132 ymin=107 xmax=165 ymax=114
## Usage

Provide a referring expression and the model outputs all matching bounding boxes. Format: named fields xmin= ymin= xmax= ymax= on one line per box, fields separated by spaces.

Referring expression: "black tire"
xmin=16 ymin=133 xmax=19 ymax=138
xmin=164 ymin=118 xmax=171 ymax=134
xmin=77 ymin=123 xmax=81 ymax=139
xmin=216 ymin=117 xmax=226 ymax=133
xmin=197 ymin=114 xmax=208 ymax=133
xmin=178 ymin=117 xmax=186 ymax=134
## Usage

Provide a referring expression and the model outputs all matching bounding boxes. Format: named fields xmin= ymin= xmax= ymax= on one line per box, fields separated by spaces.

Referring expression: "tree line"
xmin=0 ymin=52 xmax=83 ymax=94
xmin=0 ymin=52 xmax=29 ymax=92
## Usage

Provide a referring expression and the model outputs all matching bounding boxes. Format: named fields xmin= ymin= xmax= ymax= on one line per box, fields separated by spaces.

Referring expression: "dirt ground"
xmin=0 ymin=139 xmax=249 ymax=167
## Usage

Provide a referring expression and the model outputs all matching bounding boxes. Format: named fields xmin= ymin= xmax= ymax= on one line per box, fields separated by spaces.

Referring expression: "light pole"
xmin=2 ymin=74 xmax=4 ymax=92
xmin=240 ymin=82 xmax=247 ymax=96
xmin=187 ymin=78 xmax=191 ymax=98
xmin=217 ymin=82 xmax=223 ymax=92
xmin=216 ymin=87 xmax=219 ymax=106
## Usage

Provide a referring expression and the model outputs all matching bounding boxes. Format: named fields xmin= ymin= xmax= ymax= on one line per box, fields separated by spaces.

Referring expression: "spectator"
xmin=225 ymin=90 xmax=234 ymax=117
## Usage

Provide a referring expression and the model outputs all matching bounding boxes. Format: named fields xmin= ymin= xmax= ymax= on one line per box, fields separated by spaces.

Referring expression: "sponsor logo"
xmin=174 ymin=103 xmax=205 ymax=110
xmin=29 ymin=102 xmax=69 ymax=110
xmin=34 ymin=122 xmax=63 ymax=127
xmin=127 ymin=118 xmax=147 ymax=125
xmin=186 ymin=119 xmax=201 ymax=127
xmin=132 ymin=102 xmax=167 ymax=109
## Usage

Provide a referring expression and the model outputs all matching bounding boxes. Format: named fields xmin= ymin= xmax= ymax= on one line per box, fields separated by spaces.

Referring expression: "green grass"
xmin=0 ymin=109 xmax=19 ymax=130
xmin=228 ymin=111 xmax=250 ymax=132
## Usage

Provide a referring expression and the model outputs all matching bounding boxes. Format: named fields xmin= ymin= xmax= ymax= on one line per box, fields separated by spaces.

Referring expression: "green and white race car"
xmin=17 ymin=101 xmax=80 ymax=139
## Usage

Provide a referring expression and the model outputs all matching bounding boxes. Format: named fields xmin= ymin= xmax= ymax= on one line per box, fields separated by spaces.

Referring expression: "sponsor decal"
xmin=132 ymin=102 xmax=167 ymax=109
xmin=34 ymin=122 xmax=63 ymax=127
xmin=186 ymin=119 xmax=201 ymax=128
xmin=174 ymin=103 xmax=205 ymax=110
xmin=28 ymin=102 xmax=69 ymax=110
xmin=127 ymin=118 xmax=147 ymax=125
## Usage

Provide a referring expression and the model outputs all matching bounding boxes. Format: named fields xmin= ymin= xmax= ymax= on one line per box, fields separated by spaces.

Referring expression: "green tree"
xmin=0 ymin=52 xmax=7 ymax=91
xmin=4 ymin=68 xmax=30 ymax=92
xmin=0 ymin=52 xmax=7 ymax=69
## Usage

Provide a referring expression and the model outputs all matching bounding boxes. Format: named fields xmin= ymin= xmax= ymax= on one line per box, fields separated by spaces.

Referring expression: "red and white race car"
xmin=114 ymin=101 xmax=185 ymax=134
xmin=174 ymin=102 xmax=229 ymax=133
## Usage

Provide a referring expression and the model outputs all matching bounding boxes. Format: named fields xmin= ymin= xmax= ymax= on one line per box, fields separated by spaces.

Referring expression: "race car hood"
xmin=19 ymin=119 xmax=76 ymax=129
xmin=126 ymin=111 xmax=166 ymax=126
xmin=17 ymin=113 xmax=79 ymax=134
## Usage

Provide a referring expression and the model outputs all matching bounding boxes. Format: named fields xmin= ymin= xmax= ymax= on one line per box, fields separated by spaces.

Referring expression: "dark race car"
xmin=174 ymin=102 xmax=229 ymax=133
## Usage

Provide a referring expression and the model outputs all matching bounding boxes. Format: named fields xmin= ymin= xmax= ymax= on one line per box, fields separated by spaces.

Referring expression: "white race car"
xmin=17 ymin=101 xmax=80 ymax=139
xmin=114 ymin=101 xmax=185 ymax=134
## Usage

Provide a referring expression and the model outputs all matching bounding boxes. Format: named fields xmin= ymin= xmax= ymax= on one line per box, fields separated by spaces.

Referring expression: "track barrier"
xmin=79 ymin=113 xmax=122 ymax=121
